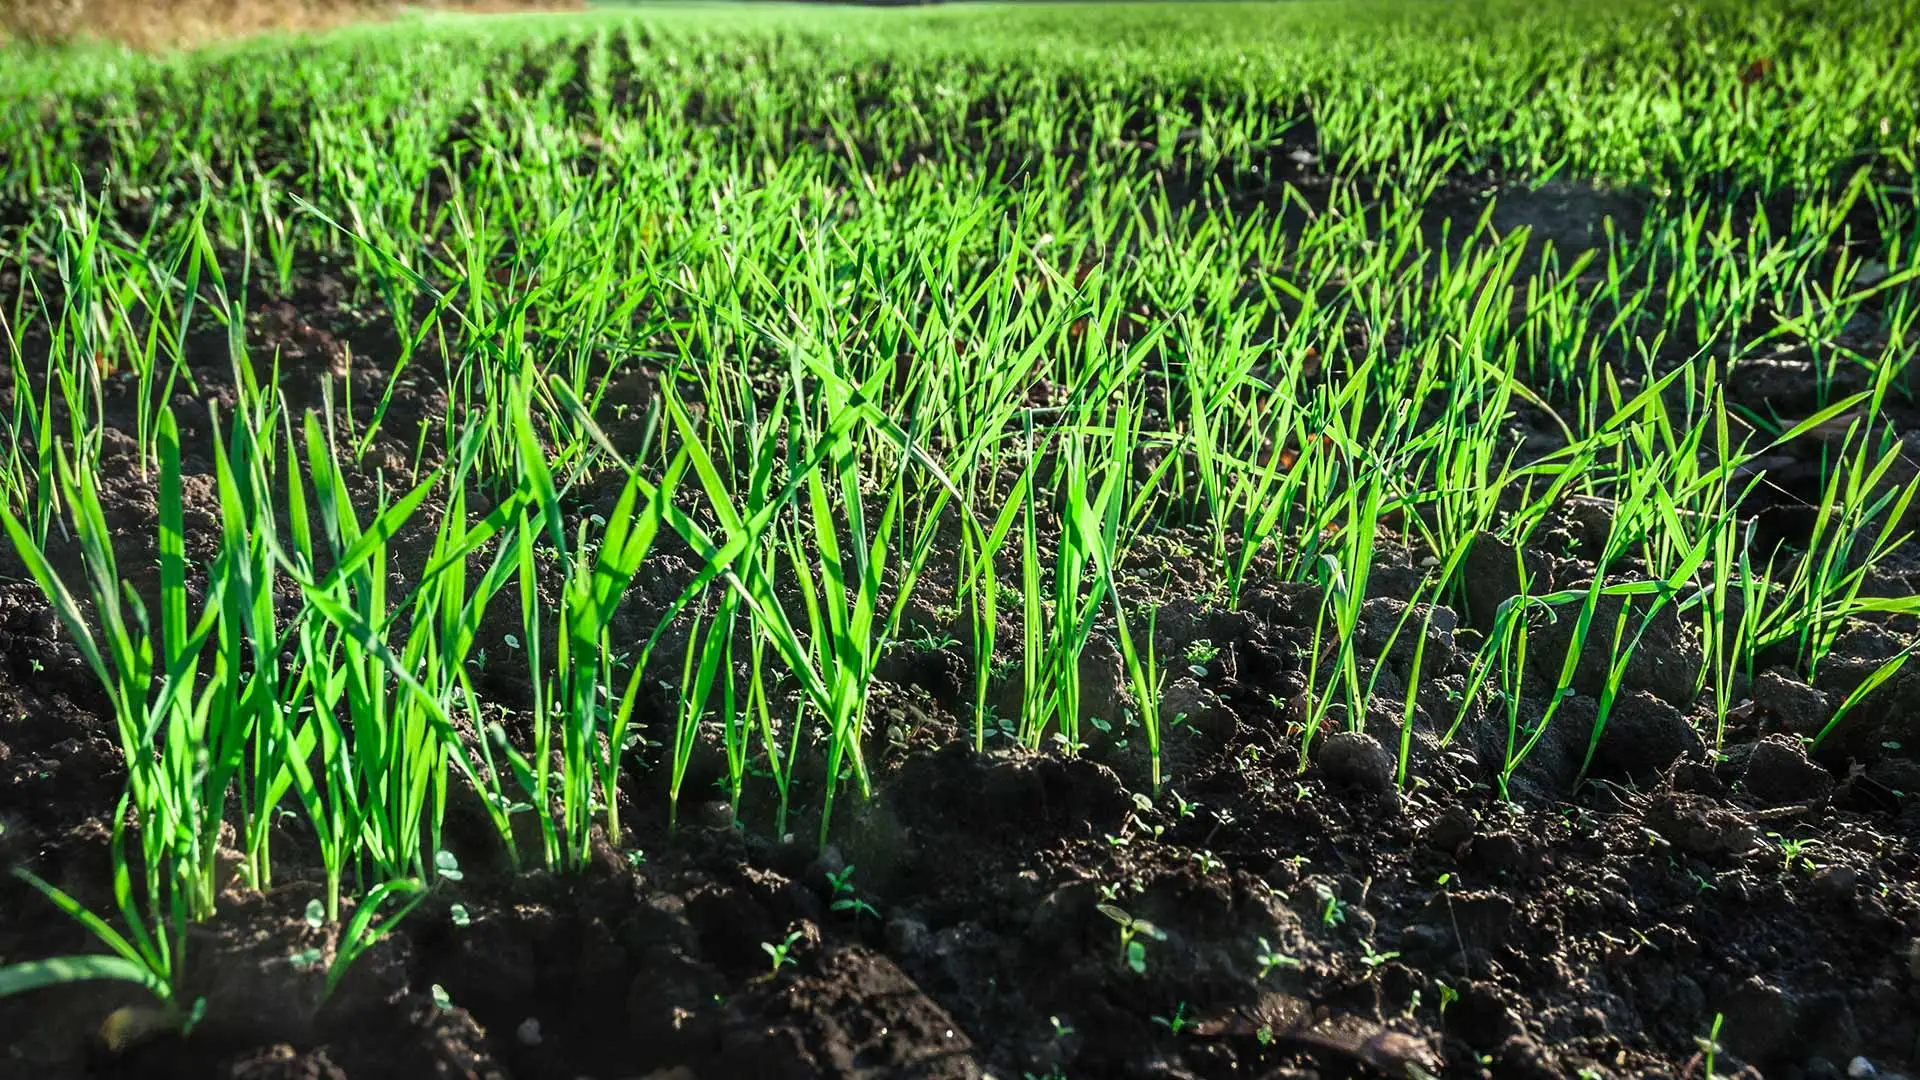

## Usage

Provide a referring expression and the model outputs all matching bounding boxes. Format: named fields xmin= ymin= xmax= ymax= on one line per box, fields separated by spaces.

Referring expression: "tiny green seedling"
xmin=1152 ymin=1001 xmax=1193 ymax=1035
xmin=761 ymin=930 xmax=804 ymax=977
xmin=1254 ymin=937 xmax=1301 ymax=979
xmin=1360 ymin=942 xmax=1401 ymax=969
xmin=1054 ymin=730 xmax=1093 ymax=754
xmin=1315 ymin=884 xmax=1347 ymax=928
xmin=1097 ymin=904 xmax=1166 ymax=974
xmin=1769 ymin=832 xmax=1821 ymax=875
xmin=1695 ymin=1013 xmax=1725 ymax=1079
xmin=826 ymin=865 xmax=879 ymax=920
xmin=896 ymin=627 xmax=961 ymax=652
xmin=1185 ymin=639 xmax=1221 ymax=668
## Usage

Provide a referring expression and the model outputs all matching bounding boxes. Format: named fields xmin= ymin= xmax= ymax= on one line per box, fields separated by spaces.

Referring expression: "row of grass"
xmin=0 ymin=0 xmax=1916 ymax=1036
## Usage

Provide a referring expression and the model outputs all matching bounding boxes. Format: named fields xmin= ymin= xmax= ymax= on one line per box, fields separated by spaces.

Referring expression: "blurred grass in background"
xmin=0 ymin=0 xmax=578 ymax=48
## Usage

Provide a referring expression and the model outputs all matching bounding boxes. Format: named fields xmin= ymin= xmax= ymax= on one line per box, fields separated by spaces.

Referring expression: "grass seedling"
xmin=1695 ymin=1013 xmax=1726 ymax=1079
xmin=0 ymin=862 xmax=183 ymax=1020
xmin=1813 ymin=641 xmax=1919 ymax=753
xmin=323 ymin=880 xmax=429 ymax=1002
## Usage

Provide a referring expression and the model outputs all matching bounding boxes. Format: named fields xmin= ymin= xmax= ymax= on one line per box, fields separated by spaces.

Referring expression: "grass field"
xmin=1 ymin=1 xmax=1918 ymax=1076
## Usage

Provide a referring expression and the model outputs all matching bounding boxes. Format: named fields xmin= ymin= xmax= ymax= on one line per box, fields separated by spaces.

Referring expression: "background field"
xmin=1 ymin=2 xmax=1918 ymax=1078
xmin=0 ymin=0 xmax=579 ymax=47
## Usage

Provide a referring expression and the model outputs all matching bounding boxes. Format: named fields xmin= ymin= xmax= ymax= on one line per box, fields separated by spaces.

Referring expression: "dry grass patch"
xmin=0 ymin=0 xmax=579 ymax=48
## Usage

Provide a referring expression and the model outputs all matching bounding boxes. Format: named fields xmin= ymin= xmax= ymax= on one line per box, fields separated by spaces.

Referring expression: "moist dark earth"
xmin=3 ymin=117 xmax=1920 ymax=1080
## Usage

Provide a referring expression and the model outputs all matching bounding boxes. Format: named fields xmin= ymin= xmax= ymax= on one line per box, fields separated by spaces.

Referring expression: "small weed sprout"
xmin=1254 ymin=937 xmax=1301 ymax=980
xmin=826 ymin=866 xmax=879 ymax=920
xmin=1315 ymin=884 xmax=1347 ymax=928
xmin=761 ymin=930 xmax=804 ymax=977
xmin=1769 ymin=832 xmax=1821 ymax=875
xmin=896 ymin=627 xmax=961 ymax=652
xmin=1097 ymin=904 xmax=1167 ymax=974
xmin=1359 ymin=942 xmax=1401 ymax=969
xmin=1185 ymin=639 xmax=1220 ymax=677
xmin=1151 ymin=1001 xmax=1192 ymax=1035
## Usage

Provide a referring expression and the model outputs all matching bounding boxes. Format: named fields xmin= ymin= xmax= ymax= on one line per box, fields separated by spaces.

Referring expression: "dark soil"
xmin=7 ymin=565 xmax=1920 ymax=1080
